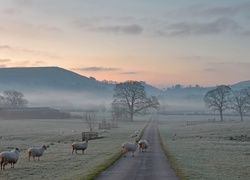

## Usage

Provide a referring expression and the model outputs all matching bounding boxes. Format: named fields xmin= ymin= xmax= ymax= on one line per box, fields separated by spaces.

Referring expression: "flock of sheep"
xmin=0 ymin=129 xmax=148 ymax=171
xmin=0 ymin=140 xmax=89 ymax=171
xmin=121 ymin=130 xmax=149 ymax=157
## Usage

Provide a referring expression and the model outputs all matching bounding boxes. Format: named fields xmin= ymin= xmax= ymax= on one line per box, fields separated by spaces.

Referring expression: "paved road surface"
xmin=96 ymin=121 xmax=180 ymax=180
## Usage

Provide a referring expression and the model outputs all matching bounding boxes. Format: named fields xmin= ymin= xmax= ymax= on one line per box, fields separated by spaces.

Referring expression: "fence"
xmin=99 ymin=122 xmax=118 ymax=129
xmin=82 ymin=132 xmax=98 ymax=141
xmin=186 ymin=118 xmax=216 ymax=126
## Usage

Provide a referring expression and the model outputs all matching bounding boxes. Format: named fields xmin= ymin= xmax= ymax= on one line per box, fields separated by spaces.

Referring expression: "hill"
xmin=0 ymin=67 xmax=249 ymax=112
xmin=0 ymin=67 xmax=162 ymax=110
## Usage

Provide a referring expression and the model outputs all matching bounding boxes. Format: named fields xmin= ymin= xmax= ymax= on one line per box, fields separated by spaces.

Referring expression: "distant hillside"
xmin=0 ymin=67 xmax=163 ymax=110
xmin=0 ymin=67 xmax=248 ymax=111
xmin=0 ymin=67 xmax=113 ymax=94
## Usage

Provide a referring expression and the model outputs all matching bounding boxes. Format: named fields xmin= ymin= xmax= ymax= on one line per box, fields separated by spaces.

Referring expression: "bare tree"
xmin=3 ymin=90 xmax=28 ymax=108
xmin=229 ymin=89 xmax=249 ymax=121
xmin=203 ymin=85 xmax=232 ymax=121
xmin=112 ymin=81 xmax=159 ymax=122
xmin=83 ymin=112 xmax=96 ymax=133
xmin=243 ymin=87 xmax=250 ymax=108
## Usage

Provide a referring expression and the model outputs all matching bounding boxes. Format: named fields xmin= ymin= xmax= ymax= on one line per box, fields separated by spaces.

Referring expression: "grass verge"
xmin=158 ymin=127 xmax=186 ymax=180
xmin=80 ymin=123 xmax=148 ymax=180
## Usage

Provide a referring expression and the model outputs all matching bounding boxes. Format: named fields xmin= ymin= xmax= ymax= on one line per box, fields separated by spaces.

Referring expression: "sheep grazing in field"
xmin=138 ymin=139 xmax=149 ymax=153
xmin=121 ymin=140 xmax=138 ymax=157
xmin=130 ymin=133 xmax=138 ymax=138
xmin=134 ymin=130 xmax=140 ymax=135
xmin=71 ymin=140 xmax=88 ymax=154
xmin=27 ymin=145 xmax=47 ymax=161
xmin=0 ymin=148 xmax=20 ymax=170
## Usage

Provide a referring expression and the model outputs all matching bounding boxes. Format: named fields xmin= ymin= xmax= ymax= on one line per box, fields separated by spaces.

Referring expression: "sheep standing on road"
xmin=71 ymin=140 xmax=88 ymax=154
xmin=138 ymin=139 xmax=149 ymax=153
xmin=121 ymin=140 xmax=138 ymax=157
xmin=0 ymin=148 xmax=20 ymax=170
xmin=27 ymin=145 xmax=47 ymax=161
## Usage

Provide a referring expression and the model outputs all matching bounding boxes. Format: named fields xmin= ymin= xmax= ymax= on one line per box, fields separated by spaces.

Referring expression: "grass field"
xmin=0 ymin=117 xmax=148 ymax=180
xmin=158 ymin=115 xmax=250 ymax=180
xmin=0 ymin=114 xmax=249 ymax=180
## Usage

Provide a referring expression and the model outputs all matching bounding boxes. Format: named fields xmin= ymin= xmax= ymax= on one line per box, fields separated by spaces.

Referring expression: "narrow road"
xmin=96 ymin=121 xmax=180 ymax=180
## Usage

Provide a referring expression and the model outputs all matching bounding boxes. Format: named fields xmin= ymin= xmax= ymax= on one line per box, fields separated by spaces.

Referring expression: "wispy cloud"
xmin=1 ymin=8 xmax=21 ymax=15
xmin=121 ymin=71 xmax=138 ymax=75
xmin=158 ymin=17 xmax=239 ymax=37
xmin=202 ymin=2 xmax=250 ymax=17
xmin=0 ymin=58 xmax=11 ymax=63
xmin=0 ymin=44 xmax=61 ymax=59
xmin=89 ymin=24 xmax=143 ymax=35
xmin=0 ymin=45 xmax=11 ymax=49
xmin=74 ymin=67 xmax=120 ymax=72
xmin=14 ymin=0 xmax=33 ymax=6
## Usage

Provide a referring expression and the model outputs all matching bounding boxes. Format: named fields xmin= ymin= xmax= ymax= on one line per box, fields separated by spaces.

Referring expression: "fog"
xmin=25 ymin=89 xmax=113 ymax=111
xmin=24 ymin=89 xmax=207 ymax=115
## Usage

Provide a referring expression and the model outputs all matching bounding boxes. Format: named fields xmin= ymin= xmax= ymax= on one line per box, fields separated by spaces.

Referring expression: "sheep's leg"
xmin=82 ymin=150 xmax=84 ymax=154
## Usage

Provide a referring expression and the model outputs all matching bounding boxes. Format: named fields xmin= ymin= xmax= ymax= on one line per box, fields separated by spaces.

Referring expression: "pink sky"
xmin=0 ymin=0 xmax=250 ymax=88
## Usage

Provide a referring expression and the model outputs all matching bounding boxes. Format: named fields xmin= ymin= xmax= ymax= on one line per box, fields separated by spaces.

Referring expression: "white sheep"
xmin=0 ymin=148 xmax=20 ymax=170
xmin=138 ymin=139 xmax=149 ymax=153
xmin=134 ymin=130 xmax=140 ymax=134
xmin=27 ymin=145 xmax=47 ymax=161
xmin=121 ymin=140 xmax=138 ymax=157
xmin=71 ymin=140 xmax=88 ymax=154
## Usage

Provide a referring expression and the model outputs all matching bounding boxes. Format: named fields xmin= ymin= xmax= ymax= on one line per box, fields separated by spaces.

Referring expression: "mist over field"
xmin=0 ymin=67 xmax=250 ymax=115
xmin=25 ymin=90 xmax=112 ymax=111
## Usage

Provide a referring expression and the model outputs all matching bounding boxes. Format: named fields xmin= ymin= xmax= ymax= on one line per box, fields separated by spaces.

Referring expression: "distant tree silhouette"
xmin=203 ymin=85 xmax=232 ymax=121
xmin=83 ymin=112 xmax=96 ymax=133
xmin=229 ymin=89 xmax=250 ymax=121
xmin=112 ymin=81 xmax=159 ymax=122
xmin=3 ymin=90 xmax=28 ymax=108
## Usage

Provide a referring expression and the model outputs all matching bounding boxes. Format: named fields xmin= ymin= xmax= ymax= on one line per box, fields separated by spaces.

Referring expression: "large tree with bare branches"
xmin=203 ymin=85 xmax=232 ymax=121
xmin=112 ymin=81 xmax=159 ymax=122
xmin=229 ymin=89 xmax=250 ymax=121
xmin=2 ymin=90 xmax=28 ymax=108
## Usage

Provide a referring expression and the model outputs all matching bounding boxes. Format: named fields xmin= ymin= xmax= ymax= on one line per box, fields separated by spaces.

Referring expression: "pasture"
xmin=0 ymin=114 xmax=249 ymax=180
xmin=0 ymin=117 xmax=148 ymax=180
xmin=158 ymin=115 xmax=250 ymax=180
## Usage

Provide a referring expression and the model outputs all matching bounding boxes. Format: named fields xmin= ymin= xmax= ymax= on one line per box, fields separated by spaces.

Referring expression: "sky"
xmin=0 ymin=0 xmax=250 ymax=89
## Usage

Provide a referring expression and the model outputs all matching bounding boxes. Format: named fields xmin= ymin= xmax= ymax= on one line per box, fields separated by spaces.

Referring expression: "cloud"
xmin=90 ymin=24 xmax=143 ymax=35
xmin=0 ymin=45 xmax=11 ymax=49
xmin=0 ymin=45 xmax=61 ymax=59
xmin=241 ymin=30 xmax=250 ymax=36
xmin=74 ymin=17 xmax=143 ymax=35
xmin=202 ymin=2 xmax=250 ymax=17
xmin=14 ymin=0 xmax=33 ymax=6
xmin=74 ymin=67 xmax=120 ymax=72
xmin=204 ymin=68 xmax=219 ymax=72
xmin=2 ymin=8 xmax=21 ymax=15
xmin=121 ymin=71 xmax=138 ymax=75
xmin=0 ymin=59 xmax=11 ymax=63
xmin=163 ymin=17 xmax=239 ymax=36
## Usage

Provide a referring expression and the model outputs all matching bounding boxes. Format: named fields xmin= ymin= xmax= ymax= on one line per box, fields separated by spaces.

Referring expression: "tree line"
xmin=204 ymin=85 xmax=250 ymax=121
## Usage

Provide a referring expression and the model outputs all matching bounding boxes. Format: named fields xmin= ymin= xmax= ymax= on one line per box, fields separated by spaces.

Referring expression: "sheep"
xmin=134 ymin=130 xmax=140 ymax=134
xmin=138 ymin=139 xmax=149 ymax=153
xmin=130 ymin=133 xmax=138 ymax=138
xmin=121 ymin=140 xmax=138 ymax=157
xmin=27 ymin=145 xmax=47 ymax=161
xmin=0 ymin=148 xmax=20 ymax=170
xmin=71 ymin=140 xmax=88 ymax=154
